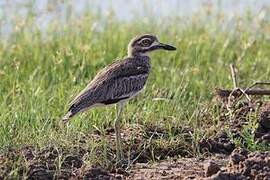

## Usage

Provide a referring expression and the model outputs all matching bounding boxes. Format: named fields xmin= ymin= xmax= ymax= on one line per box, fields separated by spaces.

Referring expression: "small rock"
xmin=204 ymin=160 xmax=221 ymax=177
xmin=63 ymin=155 xmax=83 ymax=168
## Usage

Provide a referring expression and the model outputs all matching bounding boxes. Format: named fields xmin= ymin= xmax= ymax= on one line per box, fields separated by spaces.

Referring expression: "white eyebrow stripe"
xmin=150 ymin=41 xmax=159 ymax=46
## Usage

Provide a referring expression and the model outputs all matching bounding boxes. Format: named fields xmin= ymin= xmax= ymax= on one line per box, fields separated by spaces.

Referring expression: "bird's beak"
xmin=158 ymin=42 xmax=176 ymax=51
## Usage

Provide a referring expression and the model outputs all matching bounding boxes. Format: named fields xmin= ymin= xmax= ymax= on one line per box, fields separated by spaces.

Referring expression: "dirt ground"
xmin=1 ymin=100 xmax=270 ymax=179
xmin=2 ymin=146 xmax=269 ymax=179
xmin=128 ymin=155 xmax=227 ymax=180
xmin=1 ymin=131 xmax=269 ymax=180
xmin=129 ymin=148 xmax=270 ymax=180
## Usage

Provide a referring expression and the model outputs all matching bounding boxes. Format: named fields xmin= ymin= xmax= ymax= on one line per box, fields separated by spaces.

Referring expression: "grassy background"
xmin=0 ymin=1 xmax=270 ymax=174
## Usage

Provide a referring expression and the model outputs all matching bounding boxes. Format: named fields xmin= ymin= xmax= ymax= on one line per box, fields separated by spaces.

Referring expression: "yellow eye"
xmin=141 ymin=39 xmax=151 ymax=46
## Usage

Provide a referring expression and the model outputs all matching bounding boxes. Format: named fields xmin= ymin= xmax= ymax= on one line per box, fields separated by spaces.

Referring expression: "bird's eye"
xmin=140 ymin=39 xmax=152 ymax=47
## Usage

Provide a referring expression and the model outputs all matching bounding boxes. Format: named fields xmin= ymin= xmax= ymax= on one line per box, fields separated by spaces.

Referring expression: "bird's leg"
xmin=114 ymin=102 xmax=124 ymax=164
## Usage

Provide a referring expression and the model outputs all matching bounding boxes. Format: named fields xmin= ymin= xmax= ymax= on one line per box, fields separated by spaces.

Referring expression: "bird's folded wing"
xmin=68 ymin=59 xmax=149 ymax=112
xmin=102 ymin=73 xmax=148 ymax=102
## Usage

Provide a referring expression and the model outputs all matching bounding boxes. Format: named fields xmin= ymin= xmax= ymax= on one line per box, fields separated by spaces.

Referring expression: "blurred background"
xmin=1 ymin=0 xmax=269 ymax=38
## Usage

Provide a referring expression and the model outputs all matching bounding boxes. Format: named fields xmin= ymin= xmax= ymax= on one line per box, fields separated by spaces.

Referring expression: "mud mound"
xmin=199 ymin=131 xmax=235 ymax=154
xmin=0 ymin=145 xmax=126 ymax=179
xmin=255 ymin=101 xmax=270 ymax=143
xmin=0 ymin=145 xmax=85 ymax=179
xmin=199 ymin=100 xmax=259 ymax=154
xmin=207 ymin=148 xmax=270 ymax=179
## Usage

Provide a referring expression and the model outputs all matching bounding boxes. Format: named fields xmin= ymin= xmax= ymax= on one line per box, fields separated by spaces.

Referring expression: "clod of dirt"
xmin=259 ymin=102 xmax=270 ymax=128
xmin=83 ymin=167 xmax=110 ymax=179
xmin=229 ymin=148 xmax=248 ymax=164
xmin=228 ymin=149 xmax=270 ymax=179
xmin=255 ymin=101 xmax=270 ymax=143
xmin=27 ymin=165 xmax=54 ymax=180
xmin=62 ymin=155 xmax=83 ymax=169
xmin=82 ymin=167 xmax=123 ymax=180
xmin=206 ymin=171 xmax=246 ymax=180
xmin=208 ymin=148 xmax=270 ymax=179
xmin=200 ymin=99 xmax=263 ymax=155
xmin=199 ymin=131 xmax=235 ymax=154
xmin=204 ymin=160 xmax=221 ymax=177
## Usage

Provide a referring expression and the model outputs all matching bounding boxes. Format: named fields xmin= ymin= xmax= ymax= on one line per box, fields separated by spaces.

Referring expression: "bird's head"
xmin=127 ymin=34 xmax=176 ymax=57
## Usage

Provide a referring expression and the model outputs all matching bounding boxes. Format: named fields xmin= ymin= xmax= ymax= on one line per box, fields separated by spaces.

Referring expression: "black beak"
xmin=158 ymin=43 xmax=176 ymax=51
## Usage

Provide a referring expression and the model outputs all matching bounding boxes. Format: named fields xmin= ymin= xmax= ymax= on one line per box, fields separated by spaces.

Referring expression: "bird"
xmin=62 ymin=34 xmax=176 ymax=164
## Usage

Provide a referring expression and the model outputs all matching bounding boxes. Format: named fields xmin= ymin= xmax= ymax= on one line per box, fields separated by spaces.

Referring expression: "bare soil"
xmin=206 ymin=148 xmax=270 ymax=179
xmin=128 ymin=154 xmax=228 ymax=180
xmin=255 ymin=101 xmax=270 ymax=143
xmin=1 ymin=133 xmax=270 ymax=180
xmin=1 ymin=100 xmax=270 ymax=179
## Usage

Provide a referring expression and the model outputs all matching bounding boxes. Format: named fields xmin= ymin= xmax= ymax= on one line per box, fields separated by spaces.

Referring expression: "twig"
xmin=245 ymin=82 xmax=270 ymax=91
xmin=236 ymin=88 xmax=251 ymax=101
xmin=230 ymin=64 xmax=238 ymax=88
xmin=228 ymin=64 xmax=252 ymax=102
xmin=226 ymin=64 xmax=252 ymax=110
xmin=216 ymin=88 xmax=270 ymax=98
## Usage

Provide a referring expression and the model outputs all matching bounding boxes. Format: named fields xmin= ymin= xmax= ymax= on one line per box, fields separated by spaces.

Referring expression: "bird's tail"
xmin=62 ymin=111 xmax=74 ymax=123
xmin=62 ymin=104 xmax=81 ymax=123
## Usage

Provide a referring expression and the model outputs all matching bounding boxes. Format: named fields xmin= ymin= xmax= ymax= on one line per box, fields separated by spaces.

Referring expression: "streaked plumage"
xmin=62 ymin=34 xmax=176 ymax=164
xmin=63 ymin=56 xmax=150 ymax=120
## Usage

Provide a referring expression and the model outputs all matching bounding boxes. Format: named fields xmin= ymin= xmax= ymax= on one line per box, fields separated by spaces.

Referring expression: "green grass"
xmin=0 ymin=2 xmax=270 ymax=176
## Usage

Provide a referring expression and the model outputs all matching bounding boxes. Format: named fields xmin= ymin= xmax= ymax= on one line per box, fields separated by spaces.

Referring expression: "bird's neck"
xmin=131 ymin=55 xmax=151 ymax=69
xmin=127 ymin=51 xmax=149 ymax=59
xmin=128 ymin=46 xmax=150 ymax=58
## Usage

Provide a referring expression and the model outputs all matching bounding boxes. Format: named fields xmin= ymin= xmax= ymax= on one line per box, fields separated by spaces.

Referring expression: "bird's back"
xmin=63 ymin=55 xmax=151 ymax=121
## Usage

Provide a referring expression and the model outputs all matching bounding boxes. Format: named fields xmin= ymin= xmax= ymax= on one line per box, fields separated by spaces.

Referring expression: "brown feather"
xmin=63 ymin=55 xmax=151 ymax=121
